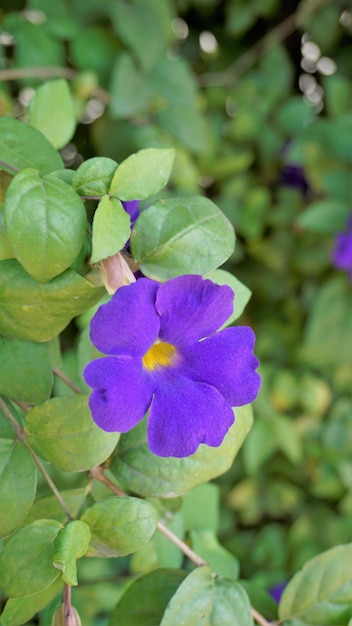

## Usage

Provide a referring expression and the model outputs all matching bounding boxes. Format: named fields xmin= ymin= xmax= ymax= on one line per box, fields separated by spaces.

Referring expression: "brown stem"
xmin=0 ymin=159 xmax=19 ymax=173
xmin=53 ymin=368 xmax=82 ymax=394
xmin=0 ymin=66 xmax=77 ymax=81
xmin=0 ymin=396 xmax=73 ymax=520
xmin=252 ymin=606 xmax=275 ymax=626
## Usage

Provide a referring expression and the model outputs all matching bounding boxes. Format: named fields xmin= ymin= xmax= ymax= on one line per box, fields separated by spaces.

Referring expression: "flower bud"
xmin=100 ymin=252 xmax=136 ymax=294
xmin=51 ymin=604 xmax=81 ymax=626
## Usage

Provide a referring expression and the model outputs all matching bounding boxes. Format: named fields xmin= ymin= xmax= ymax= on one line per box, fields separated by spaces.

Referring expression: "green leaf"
xmin=53 ymin=520 xmax=91 ymax=585
xmin=279 ymin=544 xmax=352 ymax=624
xmin=296 ymin=199 xmax=349 ymax=234
xmin=190 ymin=531 xmax=240 ymax=581
xmin=0 ymin=117 xmax=63 ymax=174
xmin=0 ymin=519 xmax=63 ymax=597
xmin=131 ymin=197 xmax=235 ymax=281
xmin=205 ymin=269 xmax=251 ymax=323
xmin=72 ymin=157 xmax=118 ymax=196
xmin=25 ymin=394 xmax=120 ymax=472
xmin=110 ymin=405 xmax=253 ymax=497
xmin=108 ymin=569 xmax=187 ymax=626
xmin=109 ymin=53 xmax=152 ymax=118
xmin=0 ymin=440 xmax=37 ymax=537
xmin=80 ymin=496 xmax=159 ymax=557
xmin=0 ymin=336 xmax=53 ymax=403
xmin=25 ymin=489 xmax=87 ymax=525
xmin=0 ymin=577 xmax=63 ymax=626
xmin=110 ymin=0 xmax=173 ymax=71
xmin=0 ymin=259 xmax=104 ymax=342
xmin=161 ymin=566 xmax=254 ymax=626
xmin=4 ymin=168 xmax=86 ymax=283
xmin=109 ymin=148 xmax=175 ymax=201
xmin=29 ymin=79 xmax=76 ymax=149
xmin=181 ymin=484 xmax=219 ymax=533
xmin=91 ymin=195 xmax=131 ymax=263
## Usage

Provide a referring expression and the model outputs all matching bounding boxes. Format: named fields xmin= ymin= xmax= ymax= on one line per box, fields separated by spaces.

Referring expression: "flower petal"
xmin=90 ymin=278 xmax=160 ymax=356
xmin=180 ymin=326 xmax=261 ymax=407
xmin=156 ymin=275 xmax=234 ymax=346
xmin=84 ymin=356 xmax=154 ymax=432
xmin=147 ymin=372 xmax=234 ymax=457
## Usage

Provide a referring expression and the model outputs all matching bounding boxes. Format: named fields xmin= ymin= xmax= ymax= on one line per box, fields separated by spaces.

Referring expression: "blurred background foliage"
xmin=0 ymin=0 xmax=351 ymax=624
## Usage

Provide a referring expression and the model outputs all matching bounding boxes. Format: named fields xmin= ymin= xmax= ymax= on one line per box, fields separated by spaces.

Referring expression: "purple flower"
xmin=84 ymin=275 xmax=261 ymax=458
xmin=122 ymin=200 xmax=140 ymax=226
xmin=269 ymin=582 xmax=286 ymax=604
xmin=331 ymin=216 xmax=352 ymax=281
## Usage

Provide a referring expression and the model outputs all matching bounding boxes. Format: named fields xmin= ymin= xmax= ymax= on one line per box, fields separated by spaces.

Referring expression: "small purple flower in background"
xmin=279 ymin=163 xmax=309 ymax=196
xmin=269 ymin=582 xmax=286 ymax=604
xmin=84 ymin=275 xmax=261 ymax=458
xmin=331 ymin=215 xmax=352 ymax=281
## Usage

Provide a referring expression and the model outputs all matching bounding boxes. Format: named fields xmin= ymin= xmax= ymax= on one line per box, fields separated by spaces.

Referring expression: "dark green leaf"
xmin=72 ymin=157 xmax=118 ymax=196
xmin=0 ymin=260 xmax=104 ymax=342
xmin=108 ymin=569 xmax=187 ymax=626
xmin=53 ymin=520 xmax=91 ymax=585
xmin=0 ymin=336 xmax=53 ymax=403
xmin=4 ymin=168 xmax=86 ymax=282
xmin=160 ymin=566 xmax=254 ymax=625
xmin=29 ymin=79 xmax=76 ymax=149
xmin=109 ymin=148 xmax=175 ymax=201
xmin=0 ymin=117 xmax=63 ymax=174
xmin=131 ymin=197 xmax=235 ymax=281
xmin=296 ymin=199 xmax=349 ymax=233
xmin=81 ymin=496 xmax=159 ymax=557
xmin=25 ymin=489 xmax=87 ymax=525
xmin=279 ymin=544 xmax=352 ymax=624
xmin=110 ymin=405 xmax=253 ymax=497
xmin=91 ymin=195 xmax=131 ymax=263
xmin=0 ymin=440 xmax=37 ymax=537
xmin=0 ymin=519 xmax=63 ymax=597
xmin=25 ymin=394 xmax=119 ymax=472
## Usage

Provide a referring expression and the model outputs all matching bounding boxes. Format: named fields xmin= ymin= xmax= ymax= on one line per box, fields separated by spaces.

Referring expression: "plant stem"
xmin=0 ymin=396 xmax=73 ymax=520
xmin=0 ymin=159 xmax=19 ymax=173
xmin=198 ymin=0 xmax=330 ymax=87
xmin=252 ymin=606 xmax=275 ymax=626
xmin=53 ymin=368 xmax=83 ymax=394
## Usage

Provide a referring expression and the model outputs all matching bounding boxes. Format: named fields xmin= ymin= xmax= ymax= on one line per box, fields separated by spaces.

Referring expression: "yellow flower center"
xmin=142 ymin=341 xmax=177 ymax=371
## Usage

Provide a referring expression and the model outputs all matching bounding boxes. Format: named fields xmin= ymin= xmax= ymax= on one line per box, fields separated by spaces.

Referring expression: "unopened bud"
xmin=51 ymin=604 xmax=81 ymax=626
xmin=100 ymin=252 xmax=136 ymax=294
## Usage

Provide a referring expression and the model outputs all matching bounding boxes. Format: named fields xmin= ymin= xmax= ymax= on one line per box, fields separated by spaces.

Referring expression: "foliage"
xmin=0 ymin=0 xmax=351 ymax=625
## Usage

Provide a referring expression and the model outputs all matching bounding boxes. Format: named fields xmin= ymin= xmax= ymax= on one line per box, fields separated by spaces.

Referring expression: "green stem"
xmin=53 ymin=368 xmax=83 ymax=394
xmin=0 ymin=159 xmax=19 ymax=173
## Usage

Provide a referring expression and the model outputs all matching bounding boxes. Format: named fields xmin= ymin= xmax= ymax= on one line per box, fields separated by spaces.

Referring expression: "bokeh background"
xmin=1 ymin=0 xmax=351 ymax=624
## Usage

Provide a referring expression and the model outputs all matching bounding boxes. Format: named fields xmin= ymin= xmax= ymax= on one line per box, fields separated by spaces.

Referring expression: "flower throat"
xmin=142 ymin=341 xmax=176 ymax=371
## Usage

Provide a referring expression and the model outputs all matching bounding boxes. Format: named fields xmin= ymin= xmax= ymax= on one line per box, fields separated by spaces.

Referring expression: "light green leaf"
xmin=110 ymin=405 xmax=253 ymax=497
xmin=0 ymin=440 xmax=37 ymax=537
xmin=109 ymin=52 xmax=151 ymax=118
xmin=296 ymin=199 xmax=349 ymax=233
xmin=0 ymin=519 xmax=63 ymax=597
xmin=29 ymin=79 xmax=76 ymax=149
xmin=131 ymin=197 xmax=235 ymax=281
xmin=0 ymin=117 xmax=63 ymax=174
xmin=190 ymin=531 xmax=240 ymax=581
xmin=108 ymin=569 xmax=187 ymax=626
xmin=72 ymin=157 xmax=118 ymax=196
xmin=53 ymin=520 xmax=91 ymax=585
xmin=4 ymin=168 xmax=86 ymax=282
xmin=0 ymin=259 xmax=105 ymax=342
xmin=205 ymin=269 xmax=251 ymax=323
xmin=161 ymin=566 xmax=254 ymax=626
xmin=0 ymin=336 xmax=53 ymax=403
xmin=181 ymin=484 xmax=219 ymax=533
xmin=109 ymin=148 xmax=175 ymax=201
xmin=25 ymin=394 xmax=120 ymax=472
xmin=0 ymin=578 xmax=63 ymax=626
xmin=91 ymin=195 xmax=131 ymax=263
xmin=81 ymin=496 xmax=159 ymax=557
xmin=279 ymin=544 xmax=352 ymax=624
xmin=25 ymin=489 xmax=87 ymax=525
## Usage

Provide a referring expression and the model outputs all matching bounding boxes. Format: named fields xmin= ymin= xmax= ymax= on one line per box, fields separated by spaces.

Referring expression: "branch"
xmin=198 ymin=0 xmax=331 ymax=87
xmin=0 ymin=396 xmax=73 ymax=521
xmin=0 ymin=159 xmax=19 ymax=173
xmin=53 ymin=368 xmax=83 ymax=394
xmin=89 ymin=465 xmax=275 ymax=623
xmin=89 ymin=465 xmax=207 ymax=567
